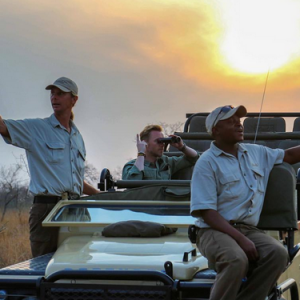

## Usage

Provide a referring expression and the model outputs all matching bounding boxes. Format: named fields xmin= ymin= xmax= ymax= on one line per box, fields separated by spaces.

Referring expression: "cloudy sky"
xmin=1 ymin=0 xmax=300 ymax=185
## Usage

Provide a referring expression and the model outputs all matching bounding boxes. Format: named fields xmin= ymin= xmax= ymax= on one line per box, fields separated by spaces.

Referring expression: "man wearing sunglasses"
xmin=190 ymin=105 xmax=300 ymax=300
xmin=122 ymin=124 xmax=199 ymax=180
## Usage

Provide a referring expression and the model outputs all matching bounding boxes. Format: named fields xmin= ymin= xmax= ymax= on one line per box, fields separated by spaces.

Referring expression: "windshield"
xmin=50 ymin=203 xmax=195 ymax=226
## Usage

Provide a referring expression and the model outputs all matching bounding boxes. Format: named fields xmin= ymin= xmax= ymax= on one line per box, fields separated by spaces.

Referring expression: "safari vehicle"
xmin=1 ymin=112 xmax=300 ymax=300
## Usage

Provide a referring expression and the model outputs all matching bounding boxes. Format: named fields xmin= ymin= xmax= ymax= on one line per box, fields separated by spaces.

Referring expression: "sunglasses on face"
xmin=212 ymin=105 xmax=234 ymax=127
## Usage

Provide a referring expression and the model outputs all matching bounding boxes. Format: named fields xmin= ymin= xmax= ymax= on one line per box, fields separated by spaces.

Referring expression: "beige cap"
xmin=206 ymin=105 xmax=247 ymax=134
xmin=45 ymin=77 xmax=78 ymax=96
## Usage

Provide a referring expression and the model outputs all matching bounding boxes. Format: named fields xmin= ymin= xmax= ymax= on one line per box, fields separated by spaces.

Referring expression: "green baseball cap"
xmin=45 ymin=77 xmax=78 ymax=96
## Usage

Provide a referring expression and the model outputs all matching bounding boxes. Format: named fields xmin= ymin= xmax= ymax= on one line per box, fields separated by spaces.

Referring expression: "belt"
xmin=229 ymin=221 xmax=249 ymax=227
xmin=33 ymin=195 xmax=62 ymax=204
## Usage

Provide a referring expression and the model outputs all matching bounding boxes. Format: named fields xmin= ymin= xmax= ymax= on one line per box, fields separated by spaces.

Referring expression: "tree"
xmin=158 ymin=121 xmax=184 ymax=136
xmin=0 ymin=163 xmax=31 ymax=221
xmin=84 ymin=161 xmax=100 ymax=186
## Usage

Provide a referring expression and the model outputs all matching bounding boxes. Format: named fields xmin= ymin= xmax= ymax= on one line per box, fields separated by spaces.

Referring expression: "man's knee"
xmin=270 ymin=243 xmax=289 ymax=267
xmin=215 ymin=250 xmax=249 ymax=278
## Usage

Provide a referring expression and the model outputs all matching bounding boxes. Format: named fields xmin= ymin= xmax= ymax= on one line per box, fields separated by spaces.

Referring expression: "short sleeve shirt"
xmin=3 ymin=114 xmax=86 ymax=196
xmin=122 ymin=153 xmax=200 ymax=180
xmin=190 ymin=142 xmax=284 ymax=228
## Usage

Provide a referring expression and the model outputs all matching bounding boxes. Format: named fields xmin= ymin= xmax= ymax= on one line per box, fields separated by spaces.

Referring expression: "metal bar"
xmin=45 ymin=270 xmax=174 ymax=285
xmin=116 ymin=180 xmax=190 ymax=188
xmin=175 ymin=132 xmax=300 ymax=140
xmin=186 ymin=112 xmax=300 ymax=118
xmin=184 ymin=112 xmax=300 ymax=132
xmin=277 ymin=278 xmax=299 ymax=300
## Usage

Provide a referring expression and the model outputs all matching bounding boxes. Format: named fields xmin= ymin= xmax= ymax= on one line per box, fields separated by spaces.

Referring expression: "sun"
xmin=216 ymin=0 xmax=300 ymax=74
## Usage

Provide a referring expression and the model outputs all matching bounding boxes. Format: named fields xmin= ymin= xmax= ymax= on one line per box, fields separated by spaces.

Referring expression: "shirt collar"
xmin=49 ymin=114 xmax=79 ymax=135
xmin=210 ymin=141 xmax=247 ymax=157
xmin=144 ymin=157 xmax=164 ymax=167
xmin=49 ymin=114 xmax=61 ymax=128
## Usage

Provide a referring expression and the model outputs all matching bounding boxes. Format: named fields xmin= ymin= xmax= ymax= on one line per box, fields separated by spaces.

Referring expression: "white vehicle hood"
xmin=45 ymin=235 xmax=208 ymax=280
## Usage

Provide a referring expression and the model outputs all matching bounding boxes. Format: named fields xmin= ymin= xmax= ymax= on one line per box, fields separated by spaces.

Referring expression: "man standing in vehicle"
xmin=122 ymin=124 xmax=199 ymax=180
xmin=190 ymin=105 xmax=300 ymax=300
xmin=0 ymin=77 xmax=99 ymax=258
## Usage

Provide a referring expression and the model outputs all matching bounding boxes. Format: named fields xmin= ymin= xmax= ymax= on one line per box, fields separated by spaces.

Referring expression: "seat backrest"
xmin=189 ymin=116 xmax=207 ymax=132
xmin=257 ymin=162 xmax=297 ymax=230
xmin=169 ymin=140 xmax=211 ymax=153
xmin=241 ymin=140 xmax=266 ymax=147
xmin=293 ymin=117 xmax=300 ymax=131
xmin=243 ymin=117 xmax=286 ymax=133
xmin=243 ymin=117 xmax=286 ymax=148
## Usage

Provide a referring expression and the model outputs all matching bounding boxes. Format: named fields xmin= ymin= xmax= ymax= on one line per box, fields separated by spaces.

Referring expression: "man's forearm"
xmin=199 ymin=209 xmax=259 ymax=261
xmin=200 ymin=209 xmax=244 ymax=241
xmin=284 ymin=146 xmax=300 ymax=165
xmin=0 ymin=116 xmax=10 ymax=138
xmin=83 ymin=180 xmax=99 ymax=195
xmin=181 ymin=145 xmax=198 ymax=158
xmin=134 ymin=156 xmax=145 ymax=171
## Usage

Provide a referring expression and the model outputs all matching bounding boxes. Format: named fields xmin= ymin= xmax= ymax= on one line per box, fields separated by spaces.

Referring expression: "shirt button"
xmin=244 ymin=174 xmax=246 ymax=176
xmin=71 ymin=159 xmax=74 ymax=162
xmin=250 ymin=185 xmax=253 ymax=188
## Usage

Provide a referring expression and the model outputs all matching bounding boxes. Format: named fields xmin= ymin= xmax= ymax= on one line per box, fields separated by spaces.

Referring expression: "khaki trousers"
xmin=29 ymin=203 xmax=59 ymax=258
xmin=197 ymin=224 xmax=289 ymax=300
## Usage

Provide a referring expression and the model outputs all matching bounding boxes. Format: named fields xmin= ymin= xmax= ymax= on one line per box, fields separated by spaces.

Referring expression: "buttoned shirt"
xmin=190 ymin=142 xmax=284 ymax=228
xmin=3 ymin=114 xmax=86 ymax=196
xmin=122 ymin=153 xmax=200 ymax=180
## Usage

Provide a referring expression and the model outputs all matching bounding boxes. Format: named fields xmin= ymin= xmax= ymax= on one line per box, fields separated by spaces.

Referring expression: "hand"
xmin=169 ymin=134 xmax=184 ymax=150
xmin=136 ymin=134 xmax=147 ymax=153
xmin=236 ymin=235 xmax=259 ymax=262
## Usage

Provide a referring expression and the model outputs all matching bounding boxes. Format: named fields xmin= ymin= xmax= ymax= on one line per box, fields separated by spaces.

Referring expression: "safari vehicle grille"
xmin=40 ymin=283 xmax=172 ymax=300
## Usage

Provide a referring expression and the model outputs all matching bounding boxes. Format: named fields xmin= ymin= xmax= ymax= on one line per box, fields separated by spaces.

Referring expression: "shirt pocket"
xmin=219 ymin=173 xmax=241 ymax=198
xmin=46 ymin=142 xmax=65 ymax=164
xmin=251 ymin=167 xmax=265 ymax=193
xmin=143 ymin=169 xmax=157 ymax=180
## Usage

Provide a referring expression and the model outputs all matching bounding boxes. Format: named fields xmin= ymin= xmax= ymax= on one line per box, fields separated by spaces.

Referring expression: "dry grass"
xmin=0 ymin=210 xmax=31 ymax=268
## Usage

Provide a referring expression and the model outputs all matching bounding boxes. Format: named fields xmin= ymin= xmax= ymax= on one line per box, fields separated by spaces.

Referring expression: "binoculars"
xmin=157 ymin=136 xmax=181 ymax=144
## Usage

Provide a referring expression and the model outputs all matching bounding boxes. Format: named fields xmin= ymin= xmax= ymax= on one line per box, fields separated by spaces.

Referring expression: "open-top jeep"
xmin=1 ymin=112 xmax=300 ymax=300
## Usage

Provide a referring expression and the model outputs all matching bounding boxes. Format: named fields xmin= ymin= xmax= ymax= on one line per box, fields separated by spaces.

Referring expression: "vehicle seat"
xmin=169 ymin=116 xmax=211 ymax=153
xmin=293 ymin=117 xmax=300 ymax=132
xmin=243 ymin=117 xmax=286 ymax=148
xmin=188 ymin=116 xmax=207 ymax=132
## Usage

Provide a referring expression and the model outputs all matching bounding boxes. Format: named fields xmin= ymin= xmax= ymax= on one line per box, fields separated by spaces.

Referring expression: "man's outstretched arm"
xmin=0 ymin=116 xmax=10 ymax=138
xmin=284 ymin=146 xmax=300 ymax=165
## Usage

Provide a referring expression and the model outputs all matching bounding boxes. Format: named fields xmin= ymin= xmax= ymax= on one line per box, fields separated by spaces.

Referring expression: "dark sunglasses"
xmin=213 ymin=105 xmax=234 ymax=127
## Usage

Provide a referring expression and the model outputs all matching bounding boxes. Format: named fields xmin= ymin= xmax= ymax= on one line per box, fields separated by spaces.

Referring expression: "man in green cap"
xmin=0 ymin=77 xmax=99 ymax=257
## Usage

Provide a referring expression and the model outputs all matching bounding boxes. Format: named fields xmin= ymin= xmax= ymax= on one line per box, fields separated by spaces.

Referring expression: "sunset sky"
xmin=1 ymin=0 xmax=300 ymax=184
